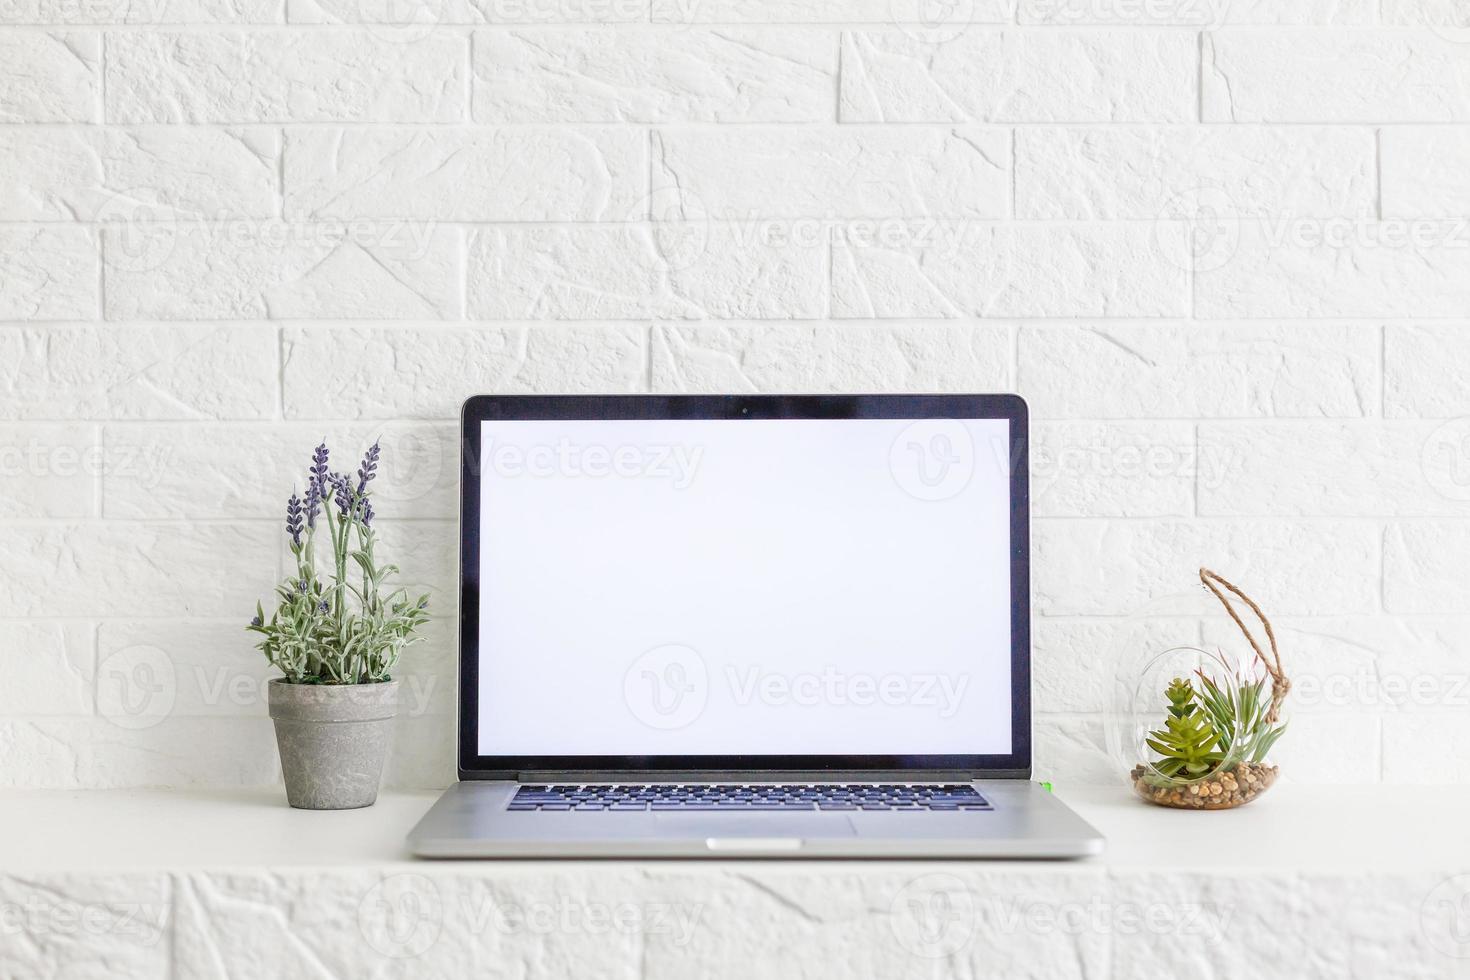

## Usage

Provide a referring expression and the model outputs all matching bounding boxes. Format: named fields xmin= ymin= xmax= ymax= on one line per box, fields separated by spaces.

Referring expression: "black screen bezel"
xmin=458 ymin=394 xmax=1031 ymax=779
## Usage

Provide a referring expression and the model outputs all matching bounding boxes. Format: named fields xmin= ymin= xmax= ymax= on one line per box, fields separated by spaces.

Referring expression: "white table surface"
xmin=0 ymin=783 xmax=1462 ymax=873
xmin=3 ymin=785 xmax=1464 ymax=979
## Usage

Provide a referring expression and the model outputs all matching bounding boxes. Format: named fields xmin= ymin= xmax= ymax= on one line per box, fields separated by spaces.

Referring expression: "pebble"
xmin=1130 ymin=762 xmax=1278 ymax=810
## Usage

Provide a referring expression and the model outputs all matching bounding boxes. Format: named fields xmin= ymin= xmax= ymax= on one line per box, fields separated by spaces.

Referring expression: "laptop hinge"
xmin=514 ymin=770 xmax=988 ymax=783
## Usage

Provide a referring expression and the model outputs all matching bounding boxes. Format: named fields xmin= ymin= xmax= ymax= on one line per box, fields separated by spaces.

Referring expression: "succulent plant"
xmin=1145 ymin=677 xmax=1225 ymax=778
xmin=1145 ymin=672 xmax=1289 ymax=782
xmin=1194 ymin=672 xmax=1289 ymax=769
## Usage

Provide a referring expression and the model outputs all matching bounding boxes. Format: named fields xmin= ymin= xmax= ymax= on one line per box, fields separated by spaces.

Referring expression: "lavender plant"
xmin=247 ymin=441 xmax=429 ymax=684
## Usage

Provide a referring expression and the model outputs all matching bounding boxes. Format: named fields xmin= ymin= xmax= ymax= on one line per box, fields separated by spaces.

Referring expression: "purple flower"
xmin=304 ymin=477 xmax=323 ymax=529
xmin=361 ymin=498 xmax=375 ymax=527
xmin=286 ymin=492 xmax=304 ymax=547
xmin=304 ymin=442 xmax=329 ymax=528
xmin=296 ymin=579 xmax=308 ymax=595
xmin=309 ymin=442 xmax=330 ymax=485
xmin=330 ymin=472 xmax=352 ymax=517
xmin=357 ymin=441 xmax=380 ymax=494
xmin=318 ymin=599 xmax=330 ymax=614
xmin=250 ymin=614 xmax=263 ymax=628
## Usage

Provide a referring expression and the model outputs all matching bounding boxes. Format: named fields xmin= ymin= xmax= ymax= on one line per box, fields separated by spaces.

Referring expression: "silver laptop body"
xmin=408 ymin=394 xmax=1103 ymax=859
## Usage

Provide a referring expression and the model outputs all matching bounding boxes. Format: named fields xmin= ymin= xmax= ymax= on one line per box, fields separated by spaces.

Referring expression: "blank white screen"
xmin=477 ymin=418 xmax=1013 ymax=757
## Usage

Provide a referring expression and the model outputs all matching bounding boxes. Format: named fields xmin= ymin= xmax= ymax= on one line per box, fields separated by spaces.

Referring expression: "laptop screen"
xmin=473 ymin=415 xmax=1015 ymax=759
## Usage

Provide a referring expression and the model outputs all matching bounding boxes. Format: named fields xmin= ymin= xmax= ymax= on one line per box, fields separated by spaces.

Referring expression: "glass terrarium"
xmin=1105 ymin=571 xmax=1290 ymax=811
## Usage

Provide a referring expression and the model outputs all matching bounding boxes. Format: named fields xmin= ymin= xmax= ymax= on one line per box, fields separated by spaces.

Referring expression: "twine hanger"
xmin=1198 ymin=568 xmax=1290 ymax=724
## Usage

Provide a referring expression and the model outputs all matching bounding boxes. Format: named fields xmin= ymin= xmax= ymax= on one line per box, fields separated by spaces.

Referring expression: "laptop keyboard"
xmin=508 ymin=783 xmax=991 ymax=811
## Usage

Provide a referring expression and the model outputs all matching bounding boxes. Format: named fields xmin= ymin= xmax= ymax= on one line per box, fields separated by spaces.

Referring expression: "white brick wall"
xmin=2 ymin=3 xmax=1468 ymax=791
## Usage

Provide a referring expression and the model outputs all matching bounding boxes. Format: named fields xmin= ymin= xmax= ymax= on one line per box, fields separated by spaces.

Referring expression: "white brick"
xmin=0 ymin=423 xmax=98 ymax=517
xmin=2 ymin=127 xmax=280 ymax=222
xmin=1200 ymin=422 xmax=1470 ymax=517
xmin=1209 ymin=616 xmax=1470 ymax=715
xmin=285 ymin=128 xmax=644 ymax=221
xmin=651 ymin=128 xmax=1009 ymax=220
xmin=1033 ymin=421 xmax=1195 ymax=517
xmin=0 ymin=873 xmax=169 ymax=977
xmin=0 ymin=524 xmax=277 ymax=617
xmin=0 ymin=31 xmax=99 ymax=122
xmin=652 ymin=322 xmax=1011 ymax=392
xmin=1267 ymin=715 xmax=1382 ymax=781
xmin=1385 ymin=324 xmax=1470 ymax=418
xmin=282 ymin=324 xmax=647 ymax=419
xmin=0 ymin=623 xmax=93 ymax=715
xmin=99 ymin=621 xmax=273 ymax=720
xmin=1033 ymin=618 xmax=1193 ymax=713
xmin=1382 ymin=0 xmax=1470 ymax=29
xmin=106 ymin=31 xmax=467 ymax=123
xmin=832 ymin=223 xmax=1189 ymax=318
xmin=367 ymin=520 xmax=454 ymax=596
xmin=293 ymin=0 xmax=648 ymax=22
xmin=1035 ymin=519 xmax=1380 ymax=617
xmin=1203 ymin=30 xmax=1470 ymax=122
xmin=103 ymin=422 xmax=458 ymax=519
xmin=103 ymin=222 xmax=461 ymax=320
xmin=1021 ymin=0 xmax=1374 ymax=24
xmin=2 ymin=0 xmax=280 ymax=22
xmin=0 ymin=227 xmax=98 ymax=321
xmin=0 ymin=130 xmax=101 ymax=221
xmin=4 ymin=717 xmax=280 ymax=786
xmin=468 ymin=225 xmax=825 ymax=320
xmin=1384 ymin=715 xmax=1470 ymax=782
xmin=1016 ymin=127 xmax=1376 ymax=220
xmin=0 ymin=324 xmax=278 ymax=420
xmin=1195 ymin=218 xmax=1470 ymax=318
xmin=1382 ymin=128 xmax=1470 ymax=218
xmin=841 ymin=30 xmax=1196 ymax=122
xmin=655 ymin=0 xmax=1012 ymax=22
xmin=1032 ymin=715 xmax=1114 ymax=786
xmin=472 ymin=28 xmax=836 ymax=122
xmin=1385 ymin=522 xmax=1470 ymax=613
xmin=1019 ymin=323 xmax=1378 ymax=419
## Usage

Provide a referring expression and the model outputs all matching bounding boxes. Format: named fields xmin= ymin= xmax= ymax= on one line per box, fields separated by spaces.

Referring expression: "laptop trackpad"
xmin=654 ymin=814 xmax=857 ymax=838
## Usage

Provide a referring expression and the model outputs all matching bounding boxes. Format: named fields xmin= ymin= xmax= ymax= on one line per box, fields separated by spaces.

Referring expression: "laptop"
xmin=408 ymin=394 xmax=1103 ymax=858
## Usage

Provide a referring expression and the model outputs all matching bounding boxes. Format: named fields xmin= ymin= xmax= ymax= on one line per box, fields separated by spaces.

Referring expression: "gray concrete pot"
xmin=268 ymin=679 xmax=397 ymax=810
